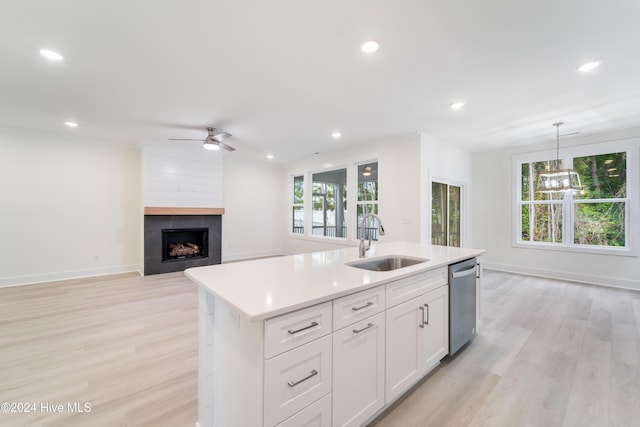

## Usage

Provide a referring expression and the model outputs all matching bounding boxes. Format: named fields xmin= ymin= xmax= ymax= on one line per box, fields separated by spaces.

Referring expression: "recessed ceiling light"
xmin=361 ymin=41 xmax=379 ymax=53
xmin=451 ymin=101 xmax=466 ymax=110
xmin=40 ymin=49 xmax=64 ymax=61
xmin=577 ymin=61 xmax=600 ymax=72
xmin=331 ymin=132 xmax=341 ymax=139
xmin=64 ymin=121 xmax=78 ymax=127
xmin=266 ymin=154 xmax=274 ymax=159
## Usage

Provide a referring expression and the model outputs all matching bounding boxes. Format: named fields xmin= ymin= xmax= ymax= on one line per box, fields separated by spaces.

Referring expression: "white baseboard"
xmin=483 ymin=261 xmax=640 ymax=291
xmin=0 ymin=264 xmax=142 ymax=288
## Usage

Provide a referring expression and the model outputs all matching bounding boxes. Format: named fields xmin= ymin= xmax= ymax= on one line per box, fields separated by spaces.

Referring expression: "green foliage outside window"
xmin=572 ymin=152 xmax=626 ymax=246
xmin=519 ymin=151 xmax=627 ymax=248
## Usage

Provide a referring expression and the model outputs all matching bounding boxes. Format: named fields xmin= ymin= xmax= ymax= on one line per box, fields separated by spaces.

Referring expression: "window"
xmin=356 ymin=162 xmax=379 ymax=240
xmin=573 ymin=152 xmax=626 ymax=247
xmin=516 ymin=147 xmax=632 ymax=252
xmin=432 ymin=181 xmax=461 ymax=247
xmin=520 ymin=161 xmax=564 ymax=243
xmin=292 ymin=175 xmax=304 ymax=234
xmin=312 ymin=168 xmax=347 ymax=238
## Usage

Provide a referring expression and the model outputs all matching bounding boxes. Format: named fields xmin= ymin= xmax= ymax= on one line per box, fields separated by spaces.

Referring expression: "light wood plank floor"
xmin=0 ymin=272 xmax=198 ymax=427
xmin=371 ymin=271 xmax=640 ymax=427
xmin=2 ymin=271 xmax=639 ymax=427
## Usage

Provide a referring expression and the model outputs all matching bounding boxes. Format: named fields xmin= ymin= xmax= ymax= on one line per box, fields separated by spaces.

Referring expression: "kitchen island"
xmin=185 ymin=242 xmax=485 ymax=427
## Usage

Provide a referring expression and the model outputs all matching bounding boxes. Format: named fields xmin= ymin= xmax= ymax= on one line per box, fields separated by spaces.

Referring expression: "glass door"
xmin=432 ymin=181 xmax=462 ymax=247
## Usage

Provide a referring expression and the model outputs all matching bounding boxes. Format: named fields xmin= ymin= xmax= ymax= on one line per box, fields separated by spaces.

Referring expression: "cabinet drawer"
xmin=265 ymin=302 xmax=332 ymax=359
xmin=333 ymin=286 xmax=385 ymax=331
xmin=264 ymin=335 xmax=332 ymax=427
xmin=386 ymin=267 xmax=447 ymax=308
xmin=275 ymin=393 xmax=331 ymax=427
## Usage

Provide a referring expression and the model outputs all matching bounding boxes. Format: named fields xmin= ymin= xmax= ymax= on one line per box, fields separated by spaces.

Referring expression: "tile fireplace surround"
xmin=143 ymin=207 xmax=223 ymax=275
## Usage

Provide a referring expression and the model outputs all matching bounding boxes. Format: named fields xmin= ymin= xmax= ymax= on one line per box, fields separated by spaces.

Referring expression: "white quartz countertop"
xmin=184 ymin=242 xmax=485 ymax=321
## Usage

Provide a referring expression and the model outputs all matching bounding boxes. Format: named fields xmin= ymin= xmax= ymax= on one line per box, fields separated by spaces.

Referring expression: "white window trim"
xmin=511 ymin=139 xmax=639 ymax=257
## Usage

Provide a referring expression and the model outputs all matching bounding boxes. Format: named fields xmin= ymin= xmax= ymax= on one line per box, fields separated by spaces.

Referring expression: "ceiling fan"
xmin=169 ymin=127 xmax=236 ymax=151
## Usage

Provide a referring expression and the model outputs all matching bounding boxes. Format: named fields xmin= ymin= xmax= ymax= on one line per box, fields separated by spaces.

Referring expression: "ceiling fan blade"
xmin=218 ymin=141 xmax=236 ymax=151
xmin=212 ymin=132 xmax=232 ymax=142
xmin=168 ymin=138 xmax=206 ymax=141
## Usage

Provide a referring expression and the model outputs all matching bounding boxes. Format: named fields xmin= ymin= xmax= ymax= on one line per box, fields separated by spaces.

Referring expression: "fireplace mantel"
xmin=144 ymin=207 xmax=225 ymax=216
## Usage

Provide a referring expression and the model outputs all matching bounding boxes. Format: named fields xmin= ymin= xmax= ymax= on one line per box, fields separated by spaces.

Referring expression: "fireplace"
xmin=144 ymin=213 xmax=221 ymax=275
xmin=162 ymin=228 xmax=208 ymax=262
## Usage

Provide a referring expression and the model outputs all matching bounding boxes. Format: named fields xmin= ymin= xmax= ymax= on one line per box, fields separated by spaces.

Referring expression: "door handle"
xmin=452 ymin=265 xmax=477 ymax=279
xmin=424 ymin=303 xmax=429 ymax=325
xmin=419 ymin=306 xmax=425 ymax=328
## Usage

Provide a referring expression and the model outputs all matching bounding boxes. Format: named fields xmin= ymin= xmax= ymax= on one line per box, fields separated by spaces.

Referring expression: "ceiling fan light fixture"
xmin=203 ymin=141 xmax=220 ymax=150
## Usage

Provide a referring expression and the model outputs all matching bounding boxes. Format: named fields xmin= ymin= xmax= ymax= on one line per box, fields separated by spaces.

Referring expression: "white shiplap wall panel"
xmin=143 ymin=143 xmax=223 ymax=208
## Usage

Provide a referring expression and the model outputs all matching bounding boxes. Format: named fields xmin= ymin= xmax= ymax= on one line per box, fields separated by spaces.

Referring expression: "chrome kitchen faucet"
xmin=359 ymin=213 xmax=385 ymax=257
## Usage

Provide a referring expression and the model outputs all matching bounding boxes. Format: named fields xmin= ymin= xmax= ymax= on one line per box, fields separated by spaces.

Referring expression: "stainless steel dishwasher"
xmin=448 ymin=257 xmax=477 ymax=356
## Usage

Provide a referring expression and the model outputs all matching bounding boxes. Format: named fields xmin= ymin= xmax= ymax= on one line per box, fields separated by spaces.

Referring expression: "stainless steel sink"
xmin=345 ymin=255 xmax=429 ymax=272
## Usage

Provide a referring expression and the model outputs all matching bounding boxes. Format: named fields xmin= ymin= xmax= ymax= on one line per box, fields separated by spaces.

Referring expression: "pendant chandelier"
xmin=536 ymin=122 xmax=582 ymax=193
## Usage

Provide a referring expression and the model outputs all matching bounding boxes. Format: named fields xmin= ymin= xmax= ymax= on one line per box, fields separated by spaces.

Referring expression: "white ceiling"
xmin=2 ymin=0 xmax=639 ymax=163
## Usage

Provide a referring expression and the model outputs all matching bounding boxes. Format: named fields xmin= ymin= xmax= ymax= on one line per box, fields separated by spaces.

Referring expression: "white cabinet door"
xmin=332 ymin=312 xmax=385 ymax=427
xmin=385 ymin=296 xmax=422 ymax=403
xmin=420 ymin=286 xmax=449 ymax=373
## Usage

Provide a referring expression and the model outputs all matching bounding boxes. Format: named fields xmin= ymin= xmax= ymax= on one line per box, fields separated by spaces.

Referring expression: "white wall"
xmin=420 ymin=133 xmax=473 ymax=247
xmin=0 ymin=127 xmax=141 ymax=286
xmin=142 ymin=142 xmax=223 ymax=208
xmin=282 ymin=133 xmax=422 ymax=254
xmin=472 ymin=133 xmax=640 ymax=290
xmin=222 ymin=157 xmax=284 ymax=261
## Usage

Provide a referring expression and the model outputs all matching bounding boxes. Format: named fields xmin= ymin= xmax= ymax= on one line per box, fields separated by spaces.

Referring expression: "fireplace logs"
xmin=168 ymin=242 xmax=200 ymax=258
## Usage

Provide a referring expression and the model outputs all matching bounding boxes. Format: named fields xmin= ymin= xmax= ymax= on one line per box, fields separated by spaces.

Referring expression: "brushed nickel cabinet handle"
xmin=424 ymin=303 xmax=429 ymax=325
xmin=288 ymin=321 xmax=318 ymax=335
xmin=287 ymin=369 xmax=318 ymax=387
xmin=419 ymin=306 xmax=425 ymax=328
xmin=352 ymin=301 xmax=374 ymax=311
xmin=353 ymin=323 xmax=374 ymax=334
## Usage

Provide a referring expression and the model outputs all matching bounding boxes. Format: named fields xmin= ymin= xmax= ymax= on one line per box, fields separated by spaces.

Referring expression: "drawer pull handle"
xmin=419 ymin=306 xmax=425 ymax=328
xmin=352 ymin=301 xmax=374 ymax=312
xmin=353 ymin=323 xmax=374 ymax=334
xmin=287 ymin=369 xmax=318 ymax=387
xmin=288 ymin=321 xmax=318 ymax=335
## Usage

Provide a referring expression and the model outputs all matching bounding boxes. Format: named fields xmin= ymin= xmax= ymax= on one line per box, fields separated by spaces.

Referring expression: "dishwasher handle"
xmin=451 ymin=265 xmax=477 ymax=279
